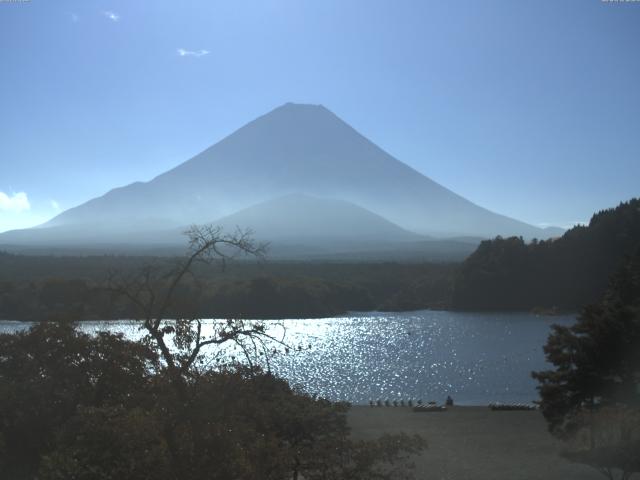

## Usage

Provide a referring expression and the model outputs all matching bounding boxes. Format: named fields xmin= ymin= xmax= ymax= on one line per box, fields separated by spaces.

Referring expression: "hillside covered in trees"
xmin=452 ymin=199 xmax=640 ymax=311
xmin=0 ymin=257 xmax=455 ymax=321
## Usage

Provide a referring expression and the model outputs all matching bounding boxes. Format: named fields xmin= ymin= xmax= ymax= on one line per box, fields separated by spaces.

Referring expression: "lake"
xmin=0 ymin=310 xmax=574 ymax=405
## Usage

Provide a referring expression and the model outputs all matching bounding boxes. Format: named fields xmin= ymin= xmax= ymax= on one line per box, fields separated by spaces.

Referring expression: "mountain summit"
xmin=3 ymin=103 xmax=559 ymax=252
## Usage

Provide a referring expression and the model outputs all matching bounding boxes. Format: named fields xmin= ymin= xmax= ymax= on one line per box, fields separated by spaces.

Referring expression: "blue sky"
xmin=1 ymin=0 xmax=639 ymax=232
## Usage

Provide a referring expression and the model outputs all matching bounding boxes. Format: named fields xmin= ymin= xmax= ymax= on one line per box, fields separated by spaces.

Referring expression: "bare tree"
xmin=108 ymin=225 xmax=285 ymax=396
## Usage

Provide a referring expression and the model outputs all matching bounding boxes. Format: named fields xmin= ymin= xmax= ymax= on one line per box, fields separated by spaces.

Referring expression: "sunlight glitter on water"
xmin=0 ymin=310 xmax=574 ymax=405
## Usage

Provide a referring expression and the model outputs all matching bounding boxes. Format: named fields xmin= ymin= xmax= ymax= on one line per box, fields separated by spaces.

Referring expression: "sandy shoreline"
xmin=348 ymin=405 xmax=614 ymax=480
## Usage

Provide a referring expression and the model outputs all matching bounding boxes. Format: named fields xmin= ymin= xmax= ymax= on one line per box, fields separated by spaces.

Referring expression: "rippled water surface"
xmin=0 ymin=311 xmax=574 ymax=405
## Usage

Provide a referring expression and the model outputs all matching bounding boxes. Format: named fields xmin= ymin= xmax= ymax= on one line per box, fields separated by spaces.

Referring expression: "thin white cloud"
xmin=50 ymin=200 xmax=61 ymax=211
xmin=177 ymin=48 xmax=210 ymax=58
xmin=103 ymin=11 xmax=120 ymax=22
xmin=0 ymin=192 xmax=31 ymax=213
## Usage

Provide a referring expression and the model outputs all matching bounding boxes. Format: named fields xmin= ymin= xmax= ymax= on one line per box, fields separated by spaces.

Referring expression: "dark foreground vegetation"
xmin=0 ymin=254 xmax=455 ymax=320
xmin=0 ymin=323 xmax=424 ymax=480
xmin=453 ymin=198 xmax=640 ymax=312
xmin=0 ymin=226 xmax=425 ymax=480
xmin=533 ymin=248 xmax=640 ymax=479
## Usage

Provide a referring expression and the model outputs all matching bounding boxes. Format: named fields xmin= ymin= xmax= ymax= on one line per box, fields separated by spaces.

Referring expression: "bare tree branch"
xmin=106 ymin=224 xmax=282 ymax=397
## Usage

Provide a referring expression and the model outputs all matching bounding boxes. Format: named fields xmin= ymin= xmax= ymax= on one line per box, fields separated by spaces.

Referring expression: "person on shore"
xmin=446 ymin=395 xmax=454 ymax=407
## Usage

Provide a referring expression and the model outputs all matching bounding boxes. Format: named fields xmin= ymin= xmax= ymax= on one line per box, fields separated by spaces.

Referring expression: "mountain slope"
xmin=213 ymin=194 xmax=422 ymax=243
xmin=0 ymin=194 xmax=479 ymax=261
xmin=40 ymin=103 xmax=556 ymax=239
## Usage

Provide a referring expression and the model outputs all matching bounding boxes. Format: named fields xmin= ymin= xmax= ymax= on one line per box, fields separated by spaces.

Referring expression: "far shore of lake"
xmin=0 ymin=307 xmax=578 ymax=323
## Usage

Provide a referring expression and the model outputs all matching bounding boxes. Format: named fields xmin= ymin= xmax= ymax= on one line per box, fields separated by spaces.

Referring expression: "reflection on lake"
xmin=0 ymin=310 xmax=574 ymax=405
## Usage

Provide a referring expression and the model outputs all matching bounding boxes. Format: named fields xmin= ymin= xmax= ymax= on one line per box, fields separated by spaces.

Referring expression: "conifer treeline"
xmin=452 ymin=199 xmax=640 ymax=311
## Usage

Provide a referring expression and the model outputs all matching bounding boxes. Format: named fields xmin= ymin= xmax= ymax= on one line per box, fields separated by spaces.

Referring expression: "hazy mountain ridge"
xmin=213 ymin=194 xmax=422 ymax=242
xmin=1 ymin=103 xmax=562 ymax=256
xmin=0 ymin=195 xmax=478 ymax=261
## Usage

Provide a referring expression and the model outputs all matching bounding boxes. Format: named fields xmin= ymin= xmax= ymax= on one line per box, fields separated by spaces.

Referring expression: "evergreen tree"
xmin=533 ymin=249 xmax=640 ymax=479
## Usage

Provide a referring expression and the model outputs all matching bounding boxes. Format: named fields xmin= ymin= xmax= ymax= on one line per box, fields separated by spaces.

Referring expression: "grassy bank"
xmin=348 ymin=406 xmax=605 ymax=480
